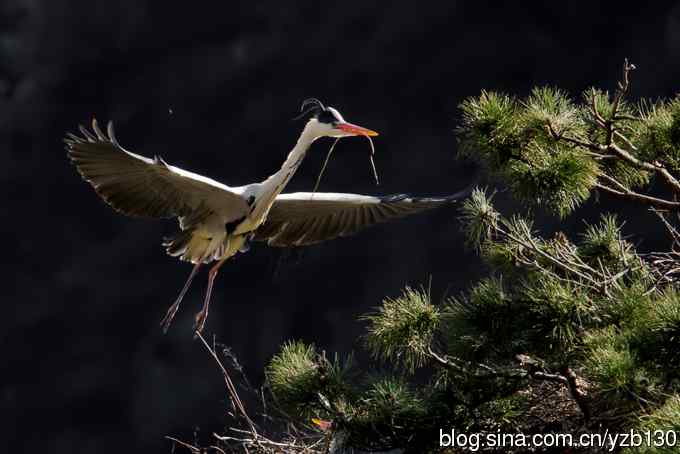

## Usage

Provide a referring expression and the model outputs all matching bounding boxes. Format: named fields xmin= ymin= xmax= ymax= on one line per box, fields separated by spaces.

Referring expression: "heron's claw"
xmin=161 ymin=260 xmax=203 ymax=334
xmin=160 ymin=304 xmax=180 ymax=334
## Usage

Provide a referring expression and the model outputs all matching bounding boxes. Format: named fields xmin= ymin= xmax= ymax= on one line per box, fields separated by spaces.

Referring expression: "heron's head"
xmin=298 ymin=98 xmax=378 ymax=139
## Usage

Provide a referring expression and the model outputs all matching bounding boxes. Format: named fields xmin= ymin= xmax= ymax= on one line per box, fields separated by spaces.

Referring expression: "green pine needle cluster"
xmin=457 ymin=87 xmax=600 ymax=217
xmin=459 ymin=187 xmax=500 ymax=250
xmin=265 ymin=340 xmax=354 ymax=420
xmin=625 ymin=396 xmax=680 ymax=453
xmin=578 ymin=214 xmax=633 ymax=267
xmin=347 ymin=375 xmax=429 ymax=446
xmin=363 ymin=286 xmax=440 ymax=372
xmin=457 ymin=90 xmax=521 ymax=170
xmin=583 ymin=327 xmax=645 ymax=398
xmin=443 ymin=277 xmax=520 ymax=362
xmin=638 ymin=97 xmax=680 ymax=169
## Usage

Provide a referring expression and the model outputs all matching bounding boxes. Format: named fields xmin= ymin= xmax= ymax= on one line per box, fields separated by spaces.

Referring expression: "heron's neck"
xmin=255 ymin=128 xmax=316 ymax=217
xmin=274 ymin=128 xmax=317 ymax=190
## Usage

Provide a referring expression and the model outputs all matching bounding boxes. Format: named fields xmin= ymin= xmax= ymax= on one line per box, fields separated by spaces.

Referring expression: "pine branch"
xmin=607 ymin=142 xmax=680 ymax=194
xmin=493 ymin=220 xmax=607 ymax=294
xmin=601 ymin=60 xmax=680 ymax=198
xmin=606 ymin=59 xmax=636 ymax=146
xmin=557 ymin=61 xmax=680 ymax=209
xmin=588 ymin=89 xmax=607 ymax=127
xmin=427 ymin=347 xmax=592 ymax=421
xmin=594 ymin=176 xmax=680 ymax=210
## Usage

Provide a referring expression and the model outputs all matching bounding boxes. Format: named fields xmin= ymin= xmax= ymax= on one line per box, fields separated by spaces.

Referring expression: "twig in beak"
xmin=313 ymin=138 xmax=341 ymax=195
xmin=364 ymin=134 xmax=380 ymax=186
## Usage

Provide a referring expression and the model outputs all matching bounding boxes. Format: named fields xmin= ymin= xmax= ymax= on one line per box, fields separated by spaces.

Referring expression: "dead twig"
xmin=196 ymin=331 xmax=259 ymax=435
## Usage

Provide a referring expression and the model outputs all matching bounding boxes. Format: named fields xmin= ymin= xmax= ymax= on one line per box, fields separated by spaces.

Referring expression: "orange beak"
xmin=335 ymin=122 xmax=379 ymax=136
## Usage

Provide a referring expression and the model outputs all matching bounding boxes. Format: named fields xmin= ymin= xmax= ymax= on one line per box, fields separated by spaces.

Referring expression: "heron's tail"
xmin=163 ymin=230 xmax=225 ymax=264
xmin=163 ymin=230 xmax=192 ymax=258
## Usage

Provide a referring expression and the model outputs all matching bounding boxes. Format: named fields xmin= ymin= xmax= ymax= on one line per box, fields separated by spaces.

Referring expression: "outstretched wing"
xmin=253 ymin=189 xmax=469 ymax=247
xmin=65 ymin=119 xmax=250 ymax=222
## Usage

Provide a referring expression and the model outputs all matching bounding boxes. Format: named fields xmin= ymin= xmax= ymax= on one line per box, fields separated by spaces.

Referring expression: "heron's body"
xmin=66 ymin=100 xmax=468 ymax=334
xmin=163 ymin=126 xmax=317 ymax=265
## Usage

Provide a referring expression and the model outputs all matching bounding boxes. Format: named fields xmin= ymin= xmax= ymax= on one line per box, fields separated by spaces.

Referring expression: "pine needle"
xmin=312 ymin=134 xmax=380 ymax=197
xmin=364 ymin=134 xmax=380 ymax=186
xmin=313 ymin=137 xmax=340 ymax=194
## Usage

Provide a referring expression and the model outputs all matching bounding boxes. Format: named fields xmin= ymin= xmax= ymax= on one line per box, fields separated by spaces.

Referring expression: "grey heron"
xmin=66 ymin=99 xmax=467 ymax=335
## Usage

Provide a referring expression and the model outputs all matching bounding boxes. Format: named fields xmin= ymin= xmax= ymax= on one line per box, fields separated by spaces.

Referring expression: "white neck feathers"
xmin=251 ymin=127 xmax=317 ymax=221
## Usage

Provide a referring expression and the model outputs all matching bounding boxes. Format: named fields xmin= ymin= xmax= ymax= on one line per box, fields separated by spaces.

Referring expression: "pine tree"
xmin=213 ymin=61 xmax=680 ymax=453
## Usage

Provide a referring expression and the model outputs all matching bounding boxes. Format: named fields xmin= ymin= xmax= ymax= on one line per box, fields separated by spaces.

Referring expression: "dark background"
xmin=2 ymin=1 xmax=680 ymax=452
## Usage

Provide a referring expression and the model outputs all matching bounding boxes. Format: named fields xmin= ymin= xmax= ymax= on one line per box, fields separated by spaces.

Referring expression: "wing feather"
xmin=65 ymin=119 xmax=250 ymax=222
xmin=254 ymin=189 xmax=469 ymax=247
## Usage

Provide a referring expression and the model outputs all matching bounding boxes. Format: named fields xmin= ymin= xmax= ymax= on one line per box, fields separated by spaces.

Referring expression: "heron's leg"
xmin=193 ymin=256 xmax=229 ymax=336
xmin=160 ymin=260 xmax=202 ymax=333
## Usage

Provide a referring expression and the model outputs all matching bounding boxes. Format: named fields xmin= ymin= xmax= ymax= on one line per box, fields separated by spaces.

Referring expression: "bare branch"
xmin=496 ymin=224 xmax=605 ymax=291
xmin=195 ymin=331 xmax=259 ymax=435
xmin=594 ymin=178 xmax=680 ymax=210
xmin=609 ymin=59 xmax=636 ymax=132
xmin=600 ymin=60 xmax=680 ymax=197
xmin=613 ymin=130 xmax=639 ymax=151
xmin=213 ymin=431 xmax=324 ymax=453
xmin=652 ymin=209 xmax=680 ymax=251
xmin=430 ymin=348 xmax=592 ymax=422
xmin=589 ymin=90 xmax=607 ymax=127
xmin=166 ymin=437 xmax=201 ymax=453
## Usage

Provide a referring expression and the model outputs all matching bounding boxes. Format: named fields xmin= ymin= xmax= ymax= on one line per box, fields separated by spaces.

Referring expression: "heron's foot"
xmin=193 ymin=309 xmax=208 ymax=338
xmin=160 ymin=300 xmax=181 ymax=334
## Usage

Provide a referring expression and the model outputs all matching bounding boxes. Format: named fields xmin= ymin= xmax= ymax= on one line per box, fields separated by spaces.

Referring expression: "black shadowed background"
xmin=2 ymin=1 xmax=680 ymax=452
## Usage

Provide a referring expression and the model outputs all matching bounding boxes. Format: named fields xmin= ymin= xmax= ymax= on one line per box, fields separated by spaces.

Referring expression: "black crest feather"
xmin=293 ymin=98 xmax=327 ymax=121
